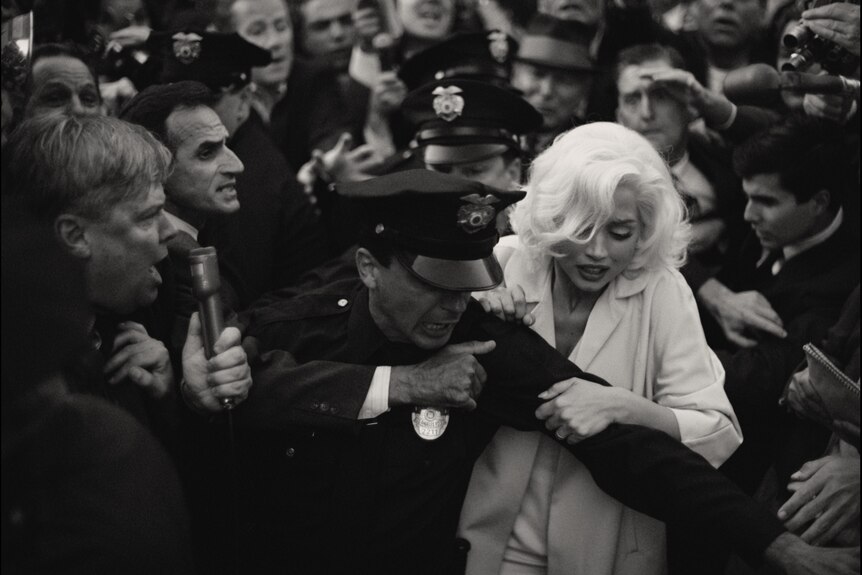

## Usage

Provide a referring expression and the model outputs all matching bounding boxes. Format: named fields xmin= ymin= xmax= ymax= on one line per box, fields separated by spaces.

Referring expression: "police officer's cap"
xmin=401 ymin=79 xmax=542 ymax=166
xmin=338 ymin=169 xmax=524 ymax=291
xmin=516 ymin=14 xmax=596 ymax=73
xmin=150 ymin=30 xmax=272 ymax=90
xmin=398 ymin=30 xmax=518 ymax=91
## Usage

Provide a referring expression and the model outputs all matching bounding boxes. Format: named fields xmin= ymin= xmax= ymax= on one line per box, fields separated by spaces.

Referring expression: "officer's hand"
xmin=181 ymin=312 xmax=252 ymax=413
xmin=698 ymin=279 xmax=787 ymax=347
xmin=103 ymin=321 xmax=174 ymax=399
xmin=475 ymin=284 xmax=534 ymax=326
xmin=389 ymin=340 xmax=496 ymax=410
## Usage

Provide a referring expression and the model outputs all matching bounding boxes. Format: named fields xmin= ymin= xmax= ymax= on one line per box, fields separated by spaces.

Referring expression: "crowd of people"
xmin=1 ymin=0 xmax=859 ymax=574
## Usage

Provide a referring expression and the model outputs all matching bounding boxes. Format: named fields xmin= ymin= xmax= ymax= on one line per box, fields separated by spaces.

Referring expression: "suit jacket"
xmin=199 ymin=112 xmax=330 ymax=304
xmin=459 ymin=236 xmax=741 ymax=575
xmin=234 ymin=279 xmax=782 ymax=574
xmin=270 ymin=60 xmax=352 ymax=172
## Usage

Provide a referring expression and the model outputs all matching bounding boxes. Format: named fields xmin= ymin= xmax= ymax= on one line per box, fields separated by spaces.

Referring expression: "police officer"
xmin=209 ymin=170 xmax=835 ymax=575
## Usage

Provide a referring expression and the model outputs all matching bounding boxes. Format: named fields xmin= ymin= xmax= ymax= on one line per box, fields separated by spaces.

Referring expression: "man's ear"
xmin=356 ymin=247 xmax=382 ymax=289
xmin=505 ymin=157 xmax=522 ymax=187
xmin=54 ymin=214 xmax=91 ymax=259
xmin=810 ymin=188 xmax=831 ymax=215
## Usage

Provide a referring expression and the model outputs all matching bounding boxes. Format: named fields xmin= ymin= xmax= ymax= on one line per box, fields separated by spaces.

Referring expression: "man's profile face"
xmin=693 ymin=0 xmax=764 ymax=51
xmin=300 ymin=0 xmax=355 ymax=70
xmin=84 ymin=184 xmax=176 ymax=315
xmin=368 ymin=255 xmax=472 ymax=350
xmin=27 ymin=55 xmax=101 ymax=119
xmin=165 ymin=105 xmax=244 ymax=216
xmin=428 ymin=154 xmax=521 ymax=190
xmin=513 ymin=62 xmax=593 ymax=131
xmin=616 ymin=59 xmax=690 ymax=157
xmin=742 ymin=173 xmax=822 ymax=251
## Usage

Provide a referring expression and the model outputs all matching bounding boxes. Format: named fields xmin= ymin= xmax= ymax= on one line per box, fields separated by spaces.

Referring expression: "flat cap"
xmin=338 ymin=169 xmax=525 ymax=291
xmin=401 ymin=79 xmax=542 ymax=165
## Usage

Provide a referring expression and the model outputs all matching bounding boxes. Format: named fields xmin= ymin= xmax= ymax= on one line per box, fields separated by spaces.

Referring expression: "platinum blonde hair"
xmin=511 ymin=122 xmax=690 ymax=274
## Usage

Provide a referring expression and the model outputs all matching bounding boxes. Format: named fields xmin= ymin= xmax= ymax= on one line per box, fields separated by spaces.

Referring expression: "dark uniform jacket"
xmin=234 ymin=279 xmax=784 ymax=575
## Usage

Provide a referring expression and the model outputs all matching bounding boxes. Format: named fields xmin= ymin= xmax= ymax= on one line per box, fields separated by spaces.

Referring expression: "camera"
xmin=782 ymin=0 xmax=859 ymax=74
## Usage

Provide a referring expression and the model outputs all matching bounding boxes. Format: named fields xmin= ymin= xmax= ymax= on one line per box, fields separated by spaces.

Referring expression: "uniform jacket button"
xmin=319 ymin=401 xmax=330 ymax=412
xmin=285 ymin=447 xmax=296 ymax=458
xmin=337 ymin=298 xmax=348 ymax=307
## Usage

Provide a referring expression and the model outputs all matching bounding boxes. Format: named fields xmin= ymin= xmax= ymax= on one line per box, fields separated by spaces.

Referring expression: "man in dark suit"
xmin=186 ymin=170 xmax=857 ymax=574
xmin=695 ymin=117 xmax=860 ymax=495
xmin=150 ymin=30 xmax=331 ymax=303
xmin=121 ymin=81 xmax=249 ymax=347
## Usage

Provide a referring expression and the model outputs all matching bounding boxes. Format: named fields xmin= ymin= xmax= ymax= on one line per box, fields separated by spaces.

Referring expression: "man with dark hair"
xmin=121 ymin=81 xmax=248 ymax=343
xmin=149 ymin=30 xmax=330 ymax=303
xmin=694 ymin=116 xmax=859 ymax=496
xmin=25 ymin=43 xmax=102 ymax=119
xmin=198 ymin=169 xmax=858 ymax=575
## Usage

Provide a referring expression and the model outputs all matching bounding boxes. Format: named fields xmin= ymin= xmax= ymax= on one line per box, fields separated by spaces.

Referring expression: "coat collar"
xmin=498 ymin=243 xmax=651 ymax=367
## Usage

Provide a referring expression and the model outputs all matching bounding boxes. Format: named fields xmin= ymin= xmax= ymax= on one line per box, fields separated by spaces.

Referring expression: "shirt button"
xmin=337 ymin=298 xmax=348 ymax=308
xmin=285 ymin=447 xmax=296 ymax=458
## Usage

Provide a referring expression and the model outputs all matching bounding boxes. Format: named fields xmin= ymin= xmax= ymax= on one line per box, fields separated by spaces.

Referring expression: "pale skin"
xmin=478 ymin=186 xmax=681 ymax=443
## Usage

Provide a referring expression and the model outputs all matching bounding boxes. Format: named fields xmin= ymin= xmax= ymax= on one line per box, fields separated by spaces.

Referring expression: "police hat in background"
xmin=338 ymin=169 xmax=525 ymax=291
xmin=401 ymin=79 xmax=542 ymax=166
xmin=149 ymin=30 xmax=271 ymax=90
xmin=398 ymin=30 xmax=519 ymax=91
xmin=516 ymin=14 xmax=596 ymax=73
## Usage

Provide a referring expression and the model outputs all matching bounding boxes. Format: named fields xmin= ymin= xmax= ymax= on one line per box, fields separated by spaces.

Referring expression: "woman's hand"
xmin=535 ymin=378 xmax=623 ymax=443
xmin=475 ymin=284 xmax=534 ymax=325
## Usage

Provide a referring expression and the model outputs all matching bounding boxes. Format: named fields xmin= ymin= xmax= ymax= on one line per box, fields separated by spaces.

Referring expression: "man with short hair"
xmin=25 ymin=43 xmax=102 ymax=119
xmin=216 ymin=169 xmax=857 ymax=575
xmin=5 ymin=113 xmax=252 ymax=429
xmin=150 ymin=30 xmax=330 ymax=302
xmin=121 ymin=81 xmax=248 ymax=341
xmin=614 ymin=42 xmax=746 ymax=269
xmin=689 ymin=0 xmax=769 ymax=93
xmin=695 ymin=117 xmax=859 ymax=495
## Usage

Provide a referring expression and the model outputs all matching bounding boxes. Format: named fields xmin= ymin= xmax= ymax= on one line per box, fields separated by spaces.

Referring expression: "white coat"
xmin=458 ymin=235 xmax=743 ymax=575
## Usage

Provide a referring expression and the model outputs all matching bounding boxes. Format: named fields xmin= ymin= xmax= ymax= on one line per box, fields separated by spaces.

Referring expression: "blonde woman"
xmin=458 ymin=122 xmax=743 ymax=575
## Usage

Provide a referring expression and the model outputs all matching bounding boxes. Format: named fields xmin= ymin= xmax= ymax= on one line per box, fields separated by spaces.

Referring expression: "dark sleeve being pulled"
xmin=462 ymin=306 xmax=785 ymax=565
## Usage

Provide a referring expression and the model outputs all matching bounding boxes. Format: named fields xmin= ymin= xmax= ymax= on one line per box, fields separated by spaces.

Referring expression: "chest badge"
xmin=412 ymin=407 xmax=450 ymax=440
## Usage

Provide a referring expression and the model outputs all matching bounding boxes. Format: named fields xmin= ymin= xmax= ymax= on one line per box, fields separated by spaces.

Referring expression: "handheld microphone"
xmin=189 ymin=246 xmax=233 ymax=409
xmin=724 ymin=63 xmax=860 ymax=107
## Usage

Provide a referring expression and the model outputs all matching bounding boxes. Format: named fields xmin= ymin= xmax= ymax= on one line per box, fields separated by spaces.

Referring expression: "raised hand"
xmin=104 ymin=321 xmax=174 ymax=399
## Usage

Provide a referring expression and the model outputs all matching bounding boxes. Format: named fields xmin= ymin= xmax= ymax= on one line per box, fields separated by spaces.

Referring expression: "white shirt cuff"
xmin=715 ymin=103 xmax=738 ymax=131
xmin=358 ymin=366 xmax=391 ymax=419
